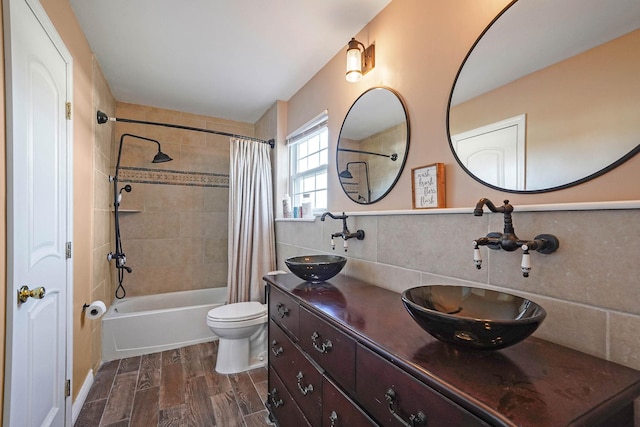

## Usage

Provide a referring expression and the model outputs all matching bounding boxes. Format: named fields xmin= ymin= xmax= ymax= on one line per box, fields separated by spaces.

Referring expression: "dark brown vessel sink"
xmin=284 ymin=255 xmax=347 ymax=283
xmin=401 ymin=285 xmax=546 ymax=350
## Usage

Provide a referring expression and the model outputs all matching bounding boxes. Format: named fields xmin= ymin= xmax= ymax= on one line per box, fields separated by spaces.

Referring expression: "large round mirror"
xmin=337 ymin=87 xmax=409 ymax=204
xmin=448 ymin=0 xmax=640 ymax=193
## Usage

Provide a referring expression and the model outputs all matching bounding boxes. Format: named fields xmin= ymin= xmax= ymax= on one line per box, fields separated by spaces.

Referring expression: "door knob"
xmin=18 ymin=285 xmax=46 ymax=305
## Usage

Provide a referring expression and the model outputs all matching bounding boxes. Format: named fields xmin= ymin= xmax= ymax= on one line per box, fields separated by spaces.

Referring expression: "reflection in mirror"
xmin=337 ymin=87 xmax=409 ymax=204
xmin=448 ymin=0 xmax=640 ymax=193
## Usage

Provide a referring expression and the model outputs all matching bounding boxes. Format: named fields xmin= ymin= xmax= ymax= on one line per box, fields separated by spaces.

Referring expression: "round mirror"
xmin=448 ymin=0 xmax=640 ymax=193
xmin=337 ymin=87 xmax=410 ymax=204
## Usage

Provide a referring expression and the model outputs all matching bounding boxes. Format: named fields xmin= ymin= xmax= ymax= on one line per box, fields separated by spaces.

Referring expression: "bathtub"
xmin=102 ymin=287 xmax=227 ymax=361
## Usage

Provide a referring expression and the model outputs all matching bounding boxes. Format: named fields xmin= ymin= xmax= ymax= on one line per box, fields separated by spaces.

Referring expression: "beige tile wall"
xmin=275 ymin=207 xmax=640 ymax=372
xmin=112 ymin=103 xmax=255 ymax=297
xmin=92 ymin=58 xmax=115 ymax=371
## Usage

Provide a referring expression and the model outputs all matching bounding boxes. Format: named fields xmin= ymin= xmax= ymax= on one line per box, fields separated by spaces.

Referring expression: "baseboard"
xmin=72 ymin=368 xmax=94 ymax=424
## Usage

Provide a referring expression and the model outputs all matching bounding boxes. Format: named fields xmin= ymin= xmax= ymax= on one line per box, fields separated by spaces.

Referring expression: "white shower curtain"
xmin=227 ymin=138 xmax=276 ymax=303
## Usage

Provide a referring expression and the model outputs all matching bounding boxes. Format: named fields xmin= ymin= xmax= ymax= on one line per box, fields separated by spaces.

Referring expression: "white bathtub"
xmin=102 ymin=287 xmax=227 ymax=361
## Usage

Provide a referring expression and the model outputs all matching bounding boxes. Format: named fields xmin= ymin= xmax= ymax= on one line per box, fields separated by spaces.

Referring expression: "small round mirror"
xmin=337 ymin=87 xmax=410 ymax=204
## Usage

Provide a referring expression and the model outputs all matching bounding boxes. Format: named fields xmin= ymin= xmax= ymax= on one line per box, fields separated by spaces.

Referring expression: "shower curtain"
xmin=227 ymin=138 xmax=276 ymax=303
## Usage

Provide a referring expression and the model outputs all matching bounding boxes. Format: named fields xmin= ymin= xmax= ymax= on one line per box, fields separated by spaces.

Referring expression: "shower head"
xmin=152 ymin=151 xmax=173 ymax=163
xmin=339 ymin=169 xmax=353 ymax=179
xmin=115 ymin=133 xmax=173 ymax=177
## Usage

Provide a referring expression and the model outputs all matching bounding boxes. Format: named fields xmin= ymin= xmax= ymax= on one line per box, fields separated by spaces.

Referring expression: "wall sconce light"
xmin=346 ymin=38 xmax=375 ymax=83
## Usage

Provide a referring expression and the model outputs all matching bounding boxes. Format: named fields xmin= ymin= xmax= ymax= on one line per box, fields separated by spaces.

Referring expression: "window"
xmin=288 ymin=113 xmax=328 ymax=214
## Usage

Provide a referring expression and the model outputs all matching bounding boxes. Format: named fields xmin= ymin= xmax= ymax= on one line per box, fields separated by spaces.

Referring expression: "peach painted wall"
xmin=285 ymin=0 xmax=640 ymax=211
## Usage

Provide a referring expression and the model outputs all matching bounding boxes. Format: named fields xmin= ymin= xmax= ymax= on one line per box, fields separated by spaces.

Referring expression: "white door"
xmin=452 ymin=114 xmax=526 ymax=191
xmin=4 ymin=0 xmax=73 ymax=425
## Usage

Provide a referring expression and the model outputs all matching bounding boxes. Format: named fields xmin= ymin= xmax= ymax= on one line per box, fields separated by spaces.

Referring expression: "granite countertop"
xmin=264 ymin=273 xmax=640 ymax=427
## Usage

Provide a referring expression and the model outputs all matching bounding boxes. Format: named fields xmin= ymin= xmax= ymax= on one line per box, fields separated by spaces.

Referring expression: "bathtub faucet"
xmin=107 ymin=251 xmax=133 ymax=273
xmin=320 ymin=211 xmax=365 ymax=252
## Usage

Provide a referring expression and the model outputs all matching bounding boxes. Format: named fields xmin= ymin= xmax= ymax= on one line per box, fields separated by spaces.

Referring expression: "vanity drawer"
xmin=277 ymin=340 xmax=323 ymax=427
xmin=268 ymin=368 xmax=311 ymax=427
xmin=323 ymin=376 xmax=378 ymax=427
xmin=268 ymin=320 xmax=297 ymax=380
xmin=269 ymin=285 xmax=299 ymax=338
xmin=299 ymin=306 xmax=356 ymax=393
xmin=356 ymin=344 xmax=490 ymax=427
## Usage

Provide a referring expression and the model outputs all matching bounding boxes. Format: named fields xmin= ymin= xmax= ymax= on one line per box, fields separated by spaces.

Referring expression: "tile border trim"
xmin=118 ymin=167 xmax=229 ymax=188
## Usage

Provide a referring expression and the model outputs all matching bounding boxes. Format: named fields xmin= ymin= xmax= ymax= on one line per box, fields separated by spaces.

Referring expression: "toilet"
xmin=206 ymin=301 xmax=268 ymax=374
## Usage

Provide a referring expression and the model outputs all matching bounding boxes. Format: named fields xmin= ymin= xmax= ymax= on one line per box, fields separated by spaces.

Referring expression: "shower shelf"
xmin=111 ymin=209 xmax=141 ymax=213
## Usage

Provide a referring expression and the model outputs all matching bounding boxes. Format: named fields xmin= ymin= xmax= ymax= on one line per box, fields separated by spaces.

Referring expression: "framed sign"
xmin=412 ymin=163 xmax=445 ymax=209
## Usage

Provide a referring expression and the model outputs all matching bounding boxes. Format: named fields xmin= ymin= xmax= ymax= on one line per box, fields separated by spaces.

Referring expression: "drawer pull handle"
xmin=329 ymin=410 xmax=338 ymax=426
xmin=276 ymin=303 xmax=290 ymax=318
xmin=271 ymin=340 xmax=283 ymax=357
xmin=385 ymin=389 xmax=427 ymax=427
xmin=296 ymin=371 xmax=314 ymax=396
xmin=311 ymin=331 xmax=333 ymax=354
xmin=267 ymin=388 xmax=284 ymax=408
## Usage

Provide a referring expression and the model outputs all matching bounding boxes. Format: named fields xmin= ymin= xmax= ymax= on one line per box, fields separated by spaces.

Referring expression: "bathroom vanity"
xmin=264 ymin=274 xmax=640 ymax=427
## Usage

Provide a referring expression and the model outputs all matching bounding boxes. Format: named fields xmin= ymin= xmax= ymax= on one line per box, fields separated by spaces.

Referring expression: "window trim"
xmin=287 ymin=111 xmax=329 ymax=214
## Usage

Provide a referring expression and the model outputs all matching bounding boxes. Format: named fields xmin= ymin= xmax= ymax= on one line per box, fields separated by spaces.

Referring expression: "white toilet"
xmin=206 ymin=301 xmax=268 ymax=374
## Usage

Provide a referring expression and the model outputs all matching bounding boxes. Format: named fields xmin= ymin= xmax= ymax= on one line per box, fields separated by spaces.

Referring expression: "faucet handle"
xmin=343 ymin=239 xmax=348 ymax=252
xmin=521 ymin=244 xmax=531 ymax=277
xmin=330 ymin=236 xmax=335 ymax=250
xmin=473 ymin=241 xmax=482 ymax=270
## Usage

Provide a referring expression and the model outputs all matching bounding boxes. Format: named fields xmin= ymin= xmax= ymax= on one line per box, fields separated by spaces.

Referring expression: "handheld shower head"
xmin=117 ymin=184 xmax=132 ymax=204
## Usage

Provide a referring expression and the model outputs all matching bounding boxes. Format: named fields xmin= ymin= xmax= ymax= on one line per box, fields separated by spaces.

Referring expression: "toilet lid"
xmin=207 ymin=301 xmax=266 ymax=322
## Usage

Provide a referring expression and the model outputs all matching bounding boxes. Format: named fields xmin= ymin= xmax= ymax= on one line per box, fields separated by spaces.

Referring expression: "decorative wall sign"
xmin=412 ymin=163 xmax=445 ymax=208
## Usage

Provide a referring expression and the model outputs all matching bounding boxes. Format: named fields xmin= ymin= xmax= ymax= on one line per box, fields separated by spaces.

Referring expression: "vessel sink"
xmin=401 ymin=285 xmax=546 ymax=350
xmin=284 ymin=255 xmax=347 ymax=283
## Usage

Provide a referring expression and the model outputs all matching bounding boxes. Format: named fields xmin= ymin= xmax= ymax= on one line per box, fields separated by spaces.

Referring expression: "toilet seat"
xmin=207 ymin=301 xmax=266 ymax=322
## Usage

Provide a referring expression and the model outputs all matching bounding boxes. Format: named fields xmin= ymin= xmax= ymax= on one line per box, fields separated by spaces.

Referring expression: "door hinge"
xmin=65 ymin=102 xmax=72 ymax=120
xmin=65 ymin=379 xmax=71 ymax=397
xmin=66 ymin=242 xmax=72 ymax=259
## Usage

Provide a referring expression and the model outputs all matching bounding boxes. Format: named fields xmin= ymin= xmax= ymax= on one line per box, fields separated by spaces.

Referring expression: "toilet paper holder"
xmin=82 ymin=301 xmax=107 ymax=319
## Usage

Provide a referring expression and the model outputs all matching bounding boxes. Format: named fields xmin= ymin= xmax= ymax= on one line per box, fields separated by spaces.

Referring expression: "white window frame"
xmin=287 ymin=112 xmax=329 ymax=215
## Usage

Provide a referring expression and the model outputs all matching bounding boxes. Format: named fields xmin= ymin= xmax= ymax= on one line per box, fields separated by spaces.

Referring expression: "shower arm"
xmin=97 ymin=110 xmax=275 ymax=148
xmin=113 ymin=133 xmax=162 ymax=181
xmin=338 ymin=147 xmax=397 ymax=160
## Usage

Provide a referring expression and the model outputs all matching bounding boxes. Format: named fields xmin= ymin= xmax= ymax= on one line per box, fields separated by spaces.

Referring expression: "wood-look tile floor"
xmin=74 ymin=341 xmax=273 ymax=427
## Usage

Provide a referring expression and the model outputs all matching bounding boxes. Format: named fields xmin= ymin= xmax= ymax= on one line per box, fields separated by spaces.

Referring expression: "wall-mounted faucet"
xmin=473 ymin=199 xmax=559 ymax=277
xmin=320 ymin=212 xmax=365 ymax=252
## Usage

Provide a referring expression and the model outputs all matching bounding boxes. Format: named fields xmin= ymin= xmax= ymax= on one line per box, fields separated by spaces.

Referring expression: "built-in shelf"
xmin=111 ymin=209 xmax=142 ymax=213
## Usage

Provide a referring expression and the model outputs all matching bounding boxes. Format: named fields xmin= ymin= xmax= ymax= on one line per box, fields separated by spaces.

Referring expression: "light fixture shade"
xmin=346 ymin=38 xmax=363 ymax=82
xmin=346 ymin=48 xmax=362 ymax=82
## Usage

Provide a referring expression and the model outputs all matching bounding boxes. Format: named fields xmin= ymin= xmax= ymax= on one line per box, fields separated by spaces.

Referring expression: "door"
xmin=452 ymin=114 xmax=526 ymax=190
xmin=4 ymin=0 xmax=73 ymax=425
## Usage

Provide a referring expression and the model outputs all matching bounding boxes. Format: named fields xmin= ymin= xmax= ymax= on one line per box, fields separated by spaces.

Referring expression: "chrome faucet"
xmin=320 ymin=212 xmax=365 ymax=251
xmin=473 ymin=199 xmax=559 ymax=277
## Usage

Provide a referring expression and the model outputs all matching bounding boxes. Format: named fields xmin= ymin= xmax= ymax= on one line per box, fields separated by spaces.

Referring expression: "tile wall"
xmin=92 ymin=58 xmax=116 ymax=370
xmin=112 ymin=103 xmax=255 ymax=297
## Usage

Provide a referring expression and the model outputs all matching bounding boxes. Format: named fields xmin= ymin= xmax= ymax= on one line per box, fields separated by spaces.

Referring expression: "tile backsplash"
xmin=275 ymin=207 xmax=640 ymax=372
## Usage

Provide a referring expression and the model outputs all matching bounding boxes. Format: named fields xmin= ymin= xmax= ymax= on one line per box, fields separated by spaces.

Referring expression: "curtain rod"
xmin=96 ymin=110 xmax=275 ymax=148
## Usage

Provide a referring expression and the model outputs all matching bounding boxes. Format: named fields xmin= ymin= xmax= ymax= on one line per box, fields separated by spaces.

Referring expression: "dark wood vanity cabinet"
xmin=265 ymin=275 xmax=640 ymax=427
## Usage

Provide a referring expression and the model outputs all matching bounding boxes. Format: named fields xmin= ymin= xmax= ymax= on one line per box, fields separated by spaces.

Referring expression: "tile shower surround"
xmin=111 ymin=102 xmax=256 ymax=298
xmin=274 ymin=208 xmax=640 ymax=374
xmin=116 ymin=171 xmax=230 ymax=297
